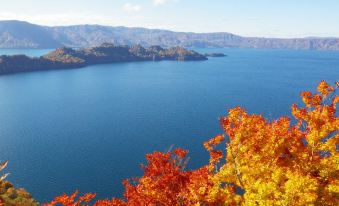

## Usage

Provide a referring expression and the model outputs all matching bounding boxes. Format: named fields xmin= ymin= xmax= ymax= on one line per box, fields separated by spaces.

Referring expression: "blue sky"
xmin=0 ymin=0 xmax=338 ymax=37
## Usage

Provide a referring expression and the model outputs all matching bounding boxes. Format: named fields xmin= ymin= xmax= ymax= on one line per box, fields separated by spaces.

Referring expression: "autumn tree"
xmin=45 ymin=81 xmax=338 ymax=206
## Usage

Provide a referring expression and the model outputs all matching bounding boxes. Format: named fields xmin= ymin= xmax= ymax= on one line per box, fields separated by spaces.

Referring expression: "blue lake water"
xmin=0 ymin=49 xmax=53 ymax=57
xmin=0 ymin=48 xmax=338 ymax=202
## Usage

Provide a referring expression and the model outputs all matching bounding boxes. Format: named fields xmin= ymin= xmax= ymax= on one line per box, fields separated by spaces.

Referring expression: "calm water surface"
xmin=0 ymin=48 xmax=338 ymax=202
xmin=0 ymin=49 xmax=53 ymax=57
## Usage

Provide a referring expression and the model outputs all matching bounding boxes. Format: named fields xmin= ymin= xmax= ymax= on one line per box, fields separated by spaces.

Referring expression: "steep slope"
xmin=0 ymin=20 xmax=61 ymax=48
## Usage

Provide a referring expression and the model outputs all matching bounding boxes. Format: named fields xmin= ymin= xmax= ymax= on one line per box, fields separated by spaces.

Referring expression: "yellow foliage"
xmin=46 ymin=81 xmax=338 ymax=206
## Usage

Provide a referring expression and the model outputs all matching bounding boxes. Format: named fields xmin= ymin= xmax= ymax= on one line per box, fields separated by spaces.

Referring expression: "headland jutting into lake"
xmin=0 ymin=43 xmax=225 ymax=75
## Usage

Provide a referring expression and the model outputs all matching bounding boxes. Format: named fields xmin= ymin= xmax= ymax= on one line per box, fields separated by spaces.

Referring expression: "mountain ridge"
xmin=1 ymin=20 xmax=339 ymax=50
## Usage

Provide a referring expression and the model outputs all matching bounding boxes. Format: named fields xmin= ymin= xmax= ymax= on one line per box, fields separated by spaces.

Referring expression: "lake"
xmin=0 ymin=48 xmax=338 ymax=202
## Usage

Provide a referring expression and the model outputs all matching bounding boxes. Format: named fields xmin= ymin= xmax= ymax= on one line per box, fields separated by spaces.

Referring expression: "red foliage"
xmin=45 ymin=81 xmax=338 ymax=206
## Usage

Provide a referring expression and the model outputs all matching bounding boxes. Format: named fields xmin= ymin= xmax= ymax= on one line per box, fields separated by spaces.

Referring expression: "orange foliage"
xmin=43 ymin=191 xmax=95 ymax=206
xmin=45 ymin=81 xmax=338 ymax=206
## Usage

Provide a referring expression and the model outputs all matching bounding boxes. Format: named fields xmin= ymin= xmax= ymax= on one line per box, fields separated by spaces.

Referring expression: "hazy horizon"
xmin=1 ymin=19 xmax=339 ymax=39
xmin=1 ymin=0 xmax=339 ymax=38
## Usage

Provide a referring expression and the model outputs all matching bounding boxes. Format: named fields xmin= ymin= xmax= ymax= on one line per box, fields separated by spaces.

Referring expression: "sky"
xmin=0 ymin=0 xmax=338 ymax=38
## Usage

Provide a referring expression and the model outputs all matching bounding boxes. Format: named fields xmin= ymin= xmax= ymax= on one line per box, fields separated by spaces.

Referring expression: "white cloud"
xmin=123 ymin=3 xmax=142 ymax=12
xmin=153 ymin=0 xmax=178 ymax=6
xmin=0 ymin=12 xmax=123 ymax=26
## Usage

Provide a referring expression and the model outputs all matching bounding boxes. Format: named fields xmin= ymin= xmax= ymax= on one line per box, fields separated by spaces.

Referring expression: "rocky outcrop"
xmin=0 ymin=43 xmax=207 ymax=75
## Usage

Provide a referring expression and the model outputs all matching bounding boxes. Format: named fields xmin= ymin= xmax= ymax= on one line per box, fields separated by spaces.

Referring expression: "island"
xmin=204 ymin=53 xmax=227 ymax=57
xmin=0 ymin=43 xmax=208 ymax=75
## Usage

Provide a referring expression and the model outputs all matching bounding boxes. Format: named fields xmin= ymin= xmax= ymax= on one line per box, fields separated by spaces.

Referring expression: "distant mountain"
xmin=1 ymin=20 xmax=339 ymax=50
xmin=0 ymin=21 xmax=60 ymax=48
